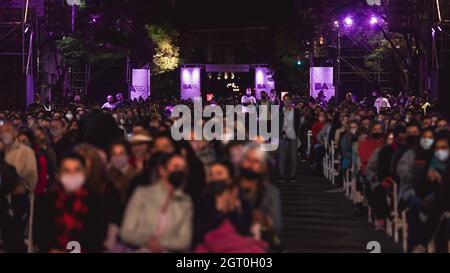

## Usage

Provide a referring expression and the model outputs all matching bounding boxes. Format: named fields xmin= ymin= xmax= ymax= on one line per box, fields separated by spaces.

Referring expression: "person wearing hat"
xmin=128 ymin=129 xmax=153 ymax=174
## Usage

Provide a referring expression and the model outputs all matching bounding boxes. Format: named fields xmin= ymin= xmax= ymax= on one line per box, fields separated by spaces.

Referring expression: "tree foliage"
xmin=146 ymin=25 xmax=180 ymax=75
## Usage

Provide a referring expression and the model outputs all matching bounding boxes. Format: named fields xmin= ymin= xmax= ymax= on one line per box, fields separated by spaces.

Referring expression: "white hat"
xmin=128 ymin=133 xmax=152 ymax=144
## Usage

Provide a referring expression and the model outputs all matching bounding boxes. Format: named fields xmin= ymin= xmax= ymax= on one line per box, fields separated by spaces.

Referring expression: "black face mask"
xmin=406 ymin=135 xmax=419 ymax=147
xmin=206 ymin=180 xmax=229 ymax=195
xmin=371 ymin=133 xmax=382 ymax=140
xmin=240 ymin=167 xmax=261 ymax=181
xmin=168 ymin=170 xmax=187 ymax=188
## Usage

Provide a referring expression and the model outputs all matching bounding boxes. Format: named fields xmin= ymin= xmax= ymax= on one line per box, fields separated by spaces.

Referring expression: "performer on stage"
xmin=241 ymin=88 xmax=257 ymax=113
xmin=102 ymin=95 xmax=116 ymax=111
xmin=115 ymin=93 xmax=126 ymax=109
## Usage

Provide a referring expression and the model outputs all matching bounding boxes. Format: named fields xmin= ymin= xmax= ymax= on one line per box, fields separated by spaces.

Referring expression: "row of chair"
xmin=319 ymin=137 xmax=409 ymax=252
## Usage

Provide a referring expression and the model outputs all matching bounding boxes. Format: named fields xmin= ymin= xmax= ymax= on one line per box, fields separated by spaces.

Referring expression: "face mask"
xmin=261 ymin=95 xmax=267 ymax=100
xmin=1 ymin=133 xmax=14 ymax=145
xmin=60 ymin=174 xmax=85 ymax=193
xmin=435 ymin=149 xmax=449 ymax=162
xmin=350 ymin=128 xmax=357 ymax=135
xmin=246 ymin=92 xmax=251 ymax=96
xmin=240 ymin=167 xmax=261 ymax=180
xmin=110 ymin=155 xmax=129 ymax=170
xmin=168 ymin=170 xmax=187 ymax=188
xmin=406 ymin=135 xmax=419 ymax=147
xmin=206 ymin=180 xmax=229 ymax=196
xmin=420 ymin=138 xmax=434 ymax=150
xmin=66 ymin=114 xmax=73 ymax=121
xmin=371 ymin=133 xmax=382 ymax=140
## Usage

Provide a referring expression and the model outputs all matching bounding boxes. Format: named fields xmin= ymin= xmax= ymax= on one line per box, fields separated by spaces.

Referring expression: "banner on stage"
xmin=131 ymin=69 xmax=150 ymax=100
xmin=255 ymin=67 xmax=275 ymax=100
xmin=309 ymin=67 xmax=335 ymax=101
xmin=181 ymin=67 xmax=201 ymax=100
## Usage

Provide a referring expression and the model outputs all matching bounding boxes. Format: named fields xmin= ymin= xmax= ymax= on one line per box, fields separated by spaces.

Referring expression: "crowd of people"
xmin=307 ymin=90 xmax=449 ymax=252
xmin=0 ymin=87 xmax=448 ymax=253
xmin=0 ymin=91 xmax=283 ymax=253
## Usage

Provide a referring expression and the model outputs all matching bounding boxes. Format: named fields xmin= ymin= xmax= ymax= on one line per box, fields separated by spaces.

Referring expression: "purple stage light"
xmin=369 ymin=16 xmax=379 ymax=25
xmin=344 ymin=16 xmax=353 ymax=27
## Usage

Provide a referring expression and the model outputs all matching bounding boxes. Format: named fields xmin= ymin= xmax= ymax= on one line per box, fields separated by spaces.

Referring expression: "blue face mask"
xmin=420 ymin=138 xmax=434 ymax=150
xmin=435 ymin=149 xmax=449 ymax=162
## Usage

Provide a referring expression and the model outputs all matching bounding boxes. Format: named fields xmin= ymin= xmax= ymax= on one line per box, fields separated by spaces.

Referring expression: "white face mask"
xmin=1 ymin=133 xmax=14 ymax=145
xmin=60 ymin=174 xmax=85 ymax=193
xmin=435 ymin=149 xmax=449 ymax=162
xmin=350 ymin=128 xmax=358 ymax=135
xmin=420 ymin=138 xmax=434 ymax=150
xmin=66 ymin=113 xmax=73 ymax=121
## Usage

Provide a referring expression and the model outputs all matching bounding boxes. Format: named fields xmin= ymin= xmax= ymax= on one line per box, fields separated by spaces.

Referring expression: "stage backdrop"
xmin=309 ymin=67 xmax=335 ymax=101
xmin=131 ymin=69 xmax=150 ymax=100
xmin=180 ymin=67 xmax=201 ymax=100
xmin=255 ymin=67 xmax=275 ymax=99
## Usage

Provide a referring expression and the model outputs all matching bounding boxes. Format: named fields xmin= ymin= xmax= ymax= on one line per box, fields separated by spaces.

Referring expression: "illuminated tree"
xmin=146 ymin=25 xmax=180 ymax=75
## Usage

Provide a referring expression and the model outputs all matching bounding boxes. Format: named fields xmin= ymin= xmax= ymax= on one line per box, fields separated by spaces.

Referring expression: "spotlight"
xmin=344 ymin=16 xmax=353 ymax=27
xmin=369 ymin=16 xmax=379 ymax=26
xmin=334 ymin=20 xmax=340 ymax=28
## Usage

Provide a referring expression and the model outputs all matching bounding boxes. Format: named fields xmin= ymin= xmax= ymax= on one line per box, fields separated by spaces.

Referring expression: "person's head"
xmin=73 ymin=143 xmax=108 ymax=176
xmin=405 ymin=122 xmax=421 ymax=147
xmin=17 ymin=129 xmax=35 ymax=148
xmin=260 ymin=91 xmax=267 ymax=100
xmin=283 ymin=94 xmax=292 ymax=107
xmin=109 ymin=139 xmax=131 ymax=171
xmin=58 ymin=152 xmax=87 ymax=193
xmin=385 ymin=131 xmax=396 ymax=146
xmin=0 ymin=121 xmax=17 ymax=146
xmin=239 ymin=144 xmax=269 ymax=182
xmin=348 ymin=120 xmax=359 ymax=135
xmin=34 ymin=93 xmax=41 ymax=103
xmin=340 ymin=114 xmax=349 ymax=127
xmin=370 ymin=122 xmax=384 ymax=140
xmin=129 ymin=130 xmax=152 ymax=158
xmin=388 ymin=118 xmax=398 ymax=130
xmin=33 ymin=126 xmax=49 ymax=147
xmin=157 ymin=153 xmax=188 ymax=189
xmin=436 ymin=118 xmax=448 ymax=130
xmin=12 ymin=117 xmax=23 ymax=128
xmin=74 ymin=95 xmax=81 ymax=103
xmin=433 ymin=131 xmax=450 ymax=162
xmin=245 ymin=88 xmax=251 ymax=96
xmin=208 ymin=161 xmax=234 ymax=184
xmin=422 ymin=117 xmax=432 ymax=129
xmin=107 ymin=95 xmax=114 ymax=103
xmin=152 ymin=133 xmax=175 ymax=154
xmin=50 ymin=118 xmax=66 ymax=139
xmin=345 ymin=92 xmax=353 ymax=101
xmin=317 ymin=110 xmax=326 ymax=123
xmin=116 ymin=93 xmax=124 ymax=102
xmin=419 ymin=128 xmax=434 ymax=151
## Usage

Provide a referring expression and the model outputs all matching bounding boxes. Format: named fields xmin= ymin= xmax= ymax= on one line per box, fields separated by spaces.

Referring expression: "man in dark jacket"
xmin=278 ymin=94 xmax=301 ymax=181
